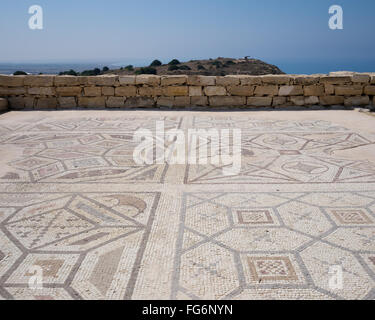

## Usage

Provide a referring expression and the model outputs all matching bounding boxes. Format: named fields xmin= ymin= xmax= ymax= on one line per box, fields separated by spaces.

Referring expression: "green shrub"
xmin=135 ymin=67 xmax=157 ymax=75
xmin=178 ymin=65 xmax=191 ymax=71
xmin=211 ymin=60 xmax=223 ymax=68
xmin=80 ymin=68 xmax=101 ymax=76
xmin=150 ymin=59 xmax=162 ymax=67
xmin=13 ymin=71 xmax=27 ymax=75
xmin=125 ymin=65 xmax=134 ymax=71
xmin=168 ymin=65 xmax=179 ymax=71
xmin=59 ymin=69 xmax=78 ymax=76
xmin=168 ymin=59 xmax=180 ymax=65
xmin=197 ymin=64 xmax=205 ymax=70
xmin=102 ymin=66 xmax=109 ymax=72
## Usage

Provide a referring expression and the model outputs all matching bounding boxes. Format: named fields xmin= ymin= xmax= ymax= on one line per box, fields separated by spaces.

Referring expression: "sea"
xmin=0 ymin=60 xmax=150 ymax=75
xmin=0 ymin=59 xmax=374 ymax=75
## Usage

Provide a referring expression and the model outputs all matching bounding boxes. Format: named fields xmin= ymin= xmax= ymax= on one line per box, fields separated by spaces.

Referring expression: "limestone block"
xmin=0 ymin=98 xmax=8 ymax=111
xmin=102 ymin=87 xmax=115 ymax=96
xmin=289 ymin=96 xmax=305 ymax=106
xmin=272 ymin=97 xmax=287 ymax=106
xmin=351 ymin=74 xmax=370 ymax=83
xmin=344 ymin=96 xmax=370 ymax=107
xmin=239 ymin=76 xmax=262 ymax=85
xmin=304 ymin=96 xmax=319 ymax=105
xmin=28 ymin=87 xmax=56 ymax=95
xmin=78 ymin=97 xmax=106 ymax=108
xmin=324 ymin=84 xmax=335 ymax=95
xmin=247 ymin=97 xmax=272 ymax=107
xmin=189 ymin=86 xmax=203 ymax=96
xmin=319 ymin=96 xmax=345 ymax=105
xmin=115 ymin=86 xmax=137 ymax=97
xmin=320 ymin=76 xmax=351 ymax=84
xmin=55 ymin=76 xmax=80 ymax=86
xmin=304 ymin=85 xmax=325 ymax=96
xmin=138 ymin=86 xmax=163 ymax=97
xmin=135 ymin=75 xmax=161 ymax=86
xmin=84 ymin=87 xmax=102 ymax=97
xmin=24 ymin=75 xmax=54 ymax=86
xmin=36 ymin=97 xmax=58 ymax=109
xmin=0 ymin=87 xmax=26 ymax=95
xmin=23 ymin=97 xmax=35 ymax=109
xmin=56 ymin=86 xmax=82 ymax=96
xmin=0 ymin=75 xmax=25 ymax=87
xmin=279 ymin=85 xmax=303 ymax=96
xmin=8 ymin=97 xmax=26 ymax=109
xmin=87 ymin=76 xmax=118 ymax=86
xmin=227 ymin=85 xmax=255 ymax=96
xmin=187 ymin=76 xmax=216 ymax=86
xmin=261 ymin=75 xmax=291 ymax=85
xmin=119 ymin=76 xmax=136 ymax=85
xmin=216 ymin=76 xmax=240 ymax=86
xmin=209 ymin=96 xmax=246 ymax=106
xmin=173 ymin=96 xmax=191 ymax=107
xmin=163 ymin=86 xmax=189 ymax=96
xmin=334 ymin=85 xmax=363 ymax=96
xmin=58 ymin=97 xmax=77 ymax=108
xmin=292 ymin=75 xmax=320 ymax=85
xmin=254 ymin=85 xmax=278 ymax=96
xmin=76 ymin=77 xmax=89 ymax=85
xmin=157 ymin=97 xmax=191 ymax=107
xmin=371 ymin=76 xmax=375 ymax=84
xmin=157 ymin=97 xmax=174 ymax=107
xmin=125 ymin=97 xmax=155 ymax=107
xmin=204 ymin=86 xmax=227 ymax=96
xmin=161 ymin=75 xmax=188 ymax=86
xmin=191 ymin=96 xmax=208 ymax=106
xmin=106 ymin=96 xmax=125 ymax=108
xmin=364 ymin=86 xmax=375 ymax=95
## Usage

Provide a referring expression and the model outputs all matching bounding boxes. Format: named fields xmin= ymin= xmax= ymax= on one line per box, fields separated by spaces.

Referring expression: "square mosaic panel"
xmin=172 ymin=192 xmax=375 ymax=300
xmin=0 ymin=192 xmax=160 ymax=300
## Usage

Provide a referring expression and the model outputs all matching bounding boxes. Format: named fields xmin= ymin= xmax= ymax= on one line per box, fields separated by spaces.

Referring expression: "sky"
xmin=0 ymin=0 xmax=374 ymax=73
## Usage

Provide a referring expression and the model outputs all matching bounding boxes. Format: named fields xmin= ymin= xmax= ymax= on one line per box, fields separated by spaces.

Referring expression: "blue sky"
xmin=0 ymin=0 xmax=374 ymax=73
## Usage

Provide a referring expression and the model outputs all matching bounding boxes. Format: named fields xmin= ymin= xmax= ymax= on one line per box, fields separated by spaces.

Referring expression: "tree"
xmin=13 ymin=71 xmax=27 ymax=75
xmin=135 ymin=67 xmax=157 ymax=75
xmin=168 ymin=59 xmax=180 ymax=65
xmin=150 ymin=60 xmax=162 ymax=67
xmin=178 ymin=65 xmax=191 ymax=70
xmin=102 ymin=66 xmax=109 ymax=72
xmin=59 ymin=69 xmax=78 ymax=76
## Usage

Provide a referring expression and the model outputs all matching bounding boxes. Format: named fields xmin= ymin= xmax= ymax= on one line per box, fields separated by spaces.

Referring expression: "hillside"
xmin=108 ymin=57 xmax=284 ymax=76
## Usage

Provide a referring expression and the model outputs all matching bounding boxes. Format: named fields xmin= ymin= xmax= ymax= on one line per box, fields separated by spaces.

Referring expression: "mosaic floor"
xmin=0 ymin=110 xmax=374 ymax=300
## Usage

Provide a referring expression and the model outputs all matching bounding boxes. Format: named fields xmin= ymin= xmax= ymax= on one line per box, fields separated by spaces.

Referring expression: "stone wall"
xmin=0 ymin=73 xmax=374 ymax=110
xmin=0 ymin=98 xmax=8 ymax=112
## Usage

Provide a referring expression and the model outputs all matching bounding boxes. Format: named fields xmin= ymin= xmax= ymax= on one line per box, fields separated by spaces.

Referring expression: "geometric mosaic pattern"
xmin=185 ymin=117 xmax=375 ymax=184
xmin=173 ymin=192 xmax=375 ymax=300
xmin=0 ymin=116 xmax=181 ymax=184
xmin=0 ymin=192 xmax=159 ymax=300
xmin=0 ymin=111 xmax=375 ymax=300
